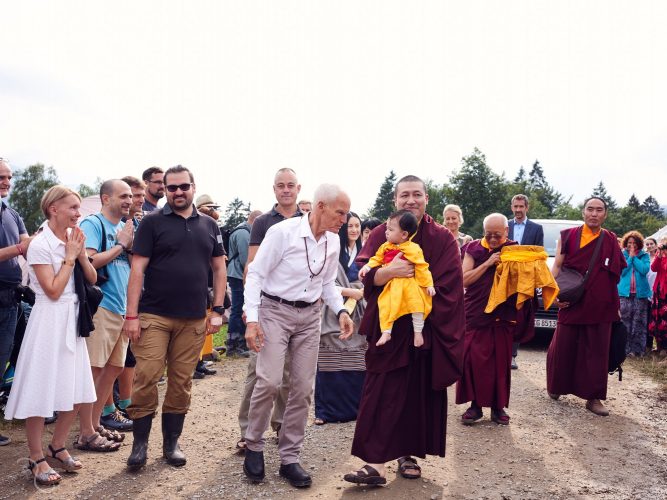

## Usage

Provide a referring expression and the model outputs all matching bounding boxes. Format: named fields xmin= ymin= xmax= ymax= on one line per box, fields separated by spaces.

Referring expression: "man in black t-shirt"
xmin=122 ymin=165 xmax=226 ymax=470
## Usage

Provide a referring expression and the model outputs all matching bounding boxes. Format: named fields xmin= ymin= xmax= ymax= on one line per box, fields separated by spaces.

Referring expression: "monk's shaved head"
xmin=483 ymin=213 xmax=508 ymax=230
xmin=483 ymin=213 xmax=509 ymax=249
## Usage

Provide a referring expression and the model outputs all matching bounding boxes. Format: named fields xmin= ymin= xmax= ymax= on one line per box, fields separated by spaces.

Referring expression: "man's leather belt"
xmin=261 ymin=291 xmax=316 ymax=309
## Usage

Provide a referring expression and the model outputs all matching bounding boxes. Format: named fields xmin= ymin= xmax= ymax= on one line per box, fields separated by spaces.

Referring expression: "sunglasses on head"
xmin=166 ymin=183 xmax=193 ymax=192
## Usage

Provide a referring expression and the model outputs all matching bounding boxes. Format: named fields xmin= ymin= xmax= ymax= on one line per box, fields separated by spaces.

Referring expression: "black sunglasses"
xmin=166 ymin=183 xmax=193 ymax=193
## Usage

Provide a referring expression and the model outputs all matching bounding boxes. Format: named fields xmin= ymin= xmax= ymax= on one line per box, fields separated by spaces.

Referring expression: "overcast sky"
xmin=2 ymin=1 xmax=665 ymax=216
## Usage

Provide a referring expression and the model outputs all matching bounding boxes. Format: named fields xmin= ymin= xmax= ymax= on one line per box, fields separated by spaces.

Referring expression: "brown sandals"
xmin=73 ymin=432 xmax=121 ymax=452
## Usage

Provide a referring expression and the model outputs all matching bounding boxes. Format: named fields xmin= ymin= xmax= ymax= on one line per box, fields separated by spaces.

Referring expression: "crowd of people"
xmin=0 ymin=157 xmax=665 ymax=490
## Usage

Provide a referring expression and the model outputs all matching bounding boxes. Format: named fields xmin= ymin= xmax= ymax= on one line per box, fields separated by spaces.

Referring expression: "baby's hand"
xmin=426 ymin=286 xmax=436 ymax=297
xmin=359 ymin=265 xmax=371 ymax=280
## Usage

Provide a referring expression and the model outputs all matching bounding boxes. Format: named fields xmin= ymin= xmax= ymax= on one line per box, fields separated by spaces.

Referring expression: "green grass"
xmin=625 ymin=354 xmax=667 ymax=397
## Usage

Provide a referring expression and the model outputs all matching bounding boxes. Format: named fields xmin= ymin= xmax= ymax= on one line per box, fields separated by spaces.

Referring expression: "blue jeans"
xmin=0 ymin=304 xmax=18 ymax=380
xmin=227 ymin=277 xmax=246 ymax=349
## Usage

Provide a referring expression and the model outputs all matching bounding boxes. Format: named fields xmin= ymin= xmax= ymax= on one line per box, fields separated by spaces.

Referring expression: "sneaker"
xmin=511 ymin=357 xmax=518 ymax=370
xmin=100 ymin=409 xmax=134 ymax=431
xmin=193 ymin=370 xmax=205 ymax=380
xmin=44 ymin=412 xmax=58 ymax=425
xmin=0 ymin=434 xmax=11 ymax=446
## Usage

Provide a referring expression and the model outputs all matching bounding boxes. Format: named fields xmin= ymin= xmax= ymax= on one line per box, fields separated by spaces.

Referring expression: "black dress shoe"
xmin=279 ymin=463 xmax=312 ymax=488
xmin=243 ymin=449 xmax=265 ymax=482
xmin=196 ymin=365 xmax=217 ymax=375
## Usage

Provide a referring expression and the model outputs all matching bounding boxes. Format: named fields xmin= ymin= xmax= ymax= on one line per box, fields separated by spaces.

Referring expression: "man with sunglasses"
xmin=141 ymin=166 xmax=165 ymax=213
xmin=455 ymin=213 xmax=518 ymax=426
xmin=123 ymin=165 xmax=226 ymax=470
xmin=0 ymin=158 xmax=31 ymax=447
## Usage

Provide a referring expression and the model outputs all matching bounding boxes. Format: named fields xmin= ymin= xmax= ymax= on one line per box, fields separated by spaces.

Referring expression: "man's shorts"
xmin=86 ymin=307 xmax=128 ymax=368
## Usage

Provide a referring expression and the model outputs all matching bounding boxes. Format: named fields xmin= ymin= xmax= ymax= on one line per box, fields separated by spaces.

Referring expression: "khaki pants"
xmin=238 ymin=352 xmax=291 ymax=437
xmin=127 ymin=313 xmax=207 ymax=420
xmin=245 ymin=298 xmax=321 ymax=464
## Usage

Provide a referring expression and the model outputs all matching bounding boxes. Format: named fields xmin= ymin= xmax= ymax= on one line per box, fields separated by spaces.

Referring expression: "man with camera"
xmin=0 ymin=158 xmax=31 ymax=446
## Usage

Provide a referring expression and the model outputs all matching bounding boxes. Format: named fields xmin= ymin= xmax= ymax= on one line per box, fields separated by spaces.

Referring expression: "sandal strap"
xmin=359 ymin=464 xmax=380 ymax=477
xmin=49 ymin=444 xmax=67 ymax=456
xmin=29 ymin=457 xmax=48 ymax=468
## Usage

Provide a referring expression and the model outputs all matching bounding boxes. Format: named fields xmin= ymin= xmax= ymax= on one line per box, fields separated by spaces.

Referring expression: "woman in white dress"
xmin=4 ymin=186 xmax=98 ymax=486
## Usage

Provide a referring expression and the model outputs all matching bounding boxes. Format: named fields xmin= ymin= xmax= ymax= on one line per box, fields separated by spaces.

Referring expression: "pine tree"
xmin=368 ymin=171 xmax=397 ymax=220
xmin=445 ymin=148 xmax=506 ymax=235
xmin=590 ymin=181 xmax=618 ymax=210
xmin=222 ymin=197 xmax=250 ymax=231
xmin=627 ymin=194 xmax=641 ymax=211
xmin=641 ymin=195 xmax=663 ymax=217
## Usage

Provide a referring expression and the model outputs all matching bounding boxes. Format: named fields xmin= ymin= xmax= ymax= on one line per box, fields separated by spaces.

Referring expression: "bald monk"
xmin=456 ymin=213 xmax=518 ymax=425
xmin=547 ymin=196 xmax=625 ymax=416
xmin=343 ymin=175 xmax=465 ymax=486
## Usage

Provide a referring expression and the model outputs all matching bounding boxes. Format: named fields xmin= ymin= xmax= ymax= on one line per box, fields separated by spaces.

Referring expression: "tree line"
xmin=9 ymin=155 xmax=666 ymax=239
xmin=367 ymin=148 xmax=666 ymax=238
xmin=8 ymin=163 xmax=252 ymax=235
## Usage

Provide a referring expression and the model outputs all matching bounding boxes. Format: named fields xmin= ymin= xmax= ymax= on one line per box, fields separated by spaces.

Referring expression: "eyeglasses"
xmin=166 ymin=183 xmax=193 ymax=192
xmin=484 ymin=232 xmax=504 ymax=240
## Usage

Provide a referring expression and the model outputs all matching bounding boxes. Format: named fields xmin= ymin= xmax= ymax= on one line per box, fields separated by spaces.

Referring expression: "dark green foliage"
xmin=222 ymin=197 xmax=251 ymax=231
xmin=9 ymin=163 xmax=59 ymax=233
xmin=627 ymin=194 xmax=641 ymax=211
xmin=445 ymin=148 xmax=507 ymax=237
xmin=591 ymin=181 xmax=618 ymax=210
xmin=368 ymin=170 xmax=397 ymax=221
xmin=641 ymin=195 xmax=663 ymax=218
xmin=78 ymin=177 xmax=104 ymax=198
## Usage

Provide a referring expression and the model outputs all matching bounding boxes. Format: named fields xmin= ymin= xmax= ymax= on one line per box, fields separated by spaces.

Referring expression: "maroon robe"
xmin=455 ymin=239 xmax=517 ymax=409
xmin=350 ymin=214 xmax=465 ymax=463
xmin=546 ymin=226 xmax=625 ymax=400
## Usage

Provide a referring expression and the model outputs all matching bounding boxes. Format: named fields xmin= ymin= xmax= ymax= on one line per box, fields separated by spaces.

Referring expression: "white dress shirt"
xmin=244 ymin=215 xmax=345 ymax=323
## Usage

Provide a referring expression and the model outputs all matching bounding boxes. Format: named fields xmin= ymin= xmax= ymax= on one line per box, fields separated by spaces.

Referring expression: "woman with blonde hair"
xmin=443 ymin=204 xmax=472 ymax=247
xmin=4 ymin=186 xmax=101 ymax=486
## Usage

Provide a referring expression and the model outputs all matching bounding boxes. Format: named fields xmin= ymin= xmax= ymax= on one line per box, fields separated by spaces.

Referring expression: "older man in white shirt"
xmin=243 ymin=184 xmax=354 ymax=488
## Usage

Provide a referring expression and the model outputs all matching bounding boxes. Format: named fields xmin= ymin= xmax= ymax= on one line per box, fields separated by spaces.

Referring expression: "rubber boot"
xmin=127 ymin=415 xmax=153 ymax=470
xmin=162 ymin=413 xmax=187 ymax=466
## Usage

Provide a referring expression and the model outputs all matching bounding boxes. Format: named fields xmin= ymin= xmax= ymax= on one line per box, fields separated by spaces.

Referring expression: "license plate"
xmin=534 ymin=318 xmax=557 ymax=328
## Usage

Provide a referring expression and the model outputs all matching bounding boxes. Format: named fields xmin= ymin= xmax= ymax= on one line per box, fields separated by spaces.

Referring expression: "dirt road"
xmin=1 ymin=346 xmax=666 ymax=499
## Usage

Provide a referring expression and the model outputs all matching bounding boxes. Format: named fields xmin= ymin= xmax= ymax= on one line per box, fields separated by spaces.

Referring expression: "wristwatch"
xmin=211 ymin=306 xmax=225 ymax=315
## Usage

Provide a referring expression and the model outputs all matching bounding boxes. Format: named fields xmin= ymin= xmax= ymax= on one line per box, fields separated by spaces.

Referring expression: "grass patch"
xmin=626 ymin=355 xmax=667 ymax=397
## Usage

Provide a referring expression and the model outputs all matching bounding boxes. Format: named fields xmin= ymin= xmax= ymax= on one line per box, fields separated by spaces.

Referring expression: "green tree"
xmin=425 ymin=179 xmax=448 ymax=223
xmin=9 ymin=163 xmax=59 ymax=233
xmin=627 ymin=194 xmax=641 ymax=211
xmin=222 ymin=197 xmax=251 ymax=231
xmin=77 ymin=177 xmax=104 ymax=198
xmin=641 ymin=195 xmax=663 ymax=218
xmin=368 ymin=170 xmax=397 ymax=220
xmin=526 ymin=160 xmax=563 ymax=215
xmin=445 ymin=148 xmax=507 ymax=236
xmin=591 ymin=181 xmax=618 ymax=210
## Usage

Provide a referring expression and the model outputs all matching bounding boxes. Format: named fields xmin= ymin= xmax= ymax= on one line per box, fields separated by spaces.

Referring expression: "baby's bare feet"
xmin=376 ymin=332 xmax=392 ymax=346
xmin=414 ymin=332 xmax=424 ymax=347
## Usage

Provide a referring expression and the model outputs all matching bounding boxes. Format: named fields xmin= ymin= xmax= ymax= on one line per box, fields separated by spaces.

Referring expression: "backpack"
xmin=608 ymin=320 xmax=627 ymax=381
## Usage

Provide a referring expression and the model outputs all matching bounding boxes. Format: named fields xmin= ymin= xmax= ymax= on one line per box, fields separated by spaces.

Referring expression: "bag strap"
xmin=582 ymin=230 xmax=605 ymax=286
xmin=92 ymin=214 xmax=108 ymax=252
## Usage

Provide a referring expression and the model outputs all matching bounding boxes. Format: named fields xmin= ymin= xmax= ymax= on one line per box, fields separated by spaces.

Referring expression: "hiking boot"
xmin=101 ymin=409 xmax=133 ymax=431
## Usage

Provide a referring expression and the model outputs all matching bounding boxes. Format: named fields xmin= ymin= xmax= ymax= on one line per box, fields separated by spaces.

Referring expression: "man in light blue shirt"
xmin=226 ymin=210 xmax=262 ymax=357
xmin=77 ymin=180 xmax=136 ymax=445
xmin=508 ymin=194 xmax=544 ymax=370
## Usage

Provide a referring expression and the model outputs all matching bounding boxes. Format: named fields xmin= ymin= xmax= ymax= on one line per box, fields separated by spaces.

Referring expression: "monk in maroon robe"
xmin=343 ymin=176 xmax=465 ymax=486
xmin=456 ymin=214 xmax=518 ymax=425
xmin=547 ymin=197 xmax=625 ymax=416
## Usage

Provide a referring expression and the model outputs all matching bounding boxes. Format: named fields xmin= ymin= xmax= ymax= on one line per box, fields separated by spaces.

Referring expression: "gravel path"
xmin=1 ymin=346 xmax=666 ymax=499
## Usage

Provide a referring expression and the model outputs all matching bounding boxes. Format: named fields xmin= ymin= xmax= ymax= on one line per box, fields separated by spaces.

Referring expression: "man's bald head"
xmin=483 ymin=213 xmax=509 ymax=249
xmin=248 ymin=210 xmax=263 ymax=225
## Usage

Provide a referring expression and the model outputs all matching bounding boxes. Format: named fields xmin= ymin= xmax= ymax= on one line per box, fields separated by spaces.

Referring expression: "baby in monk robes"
xmin=359 ymin=210 xmax=435 ymax=347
